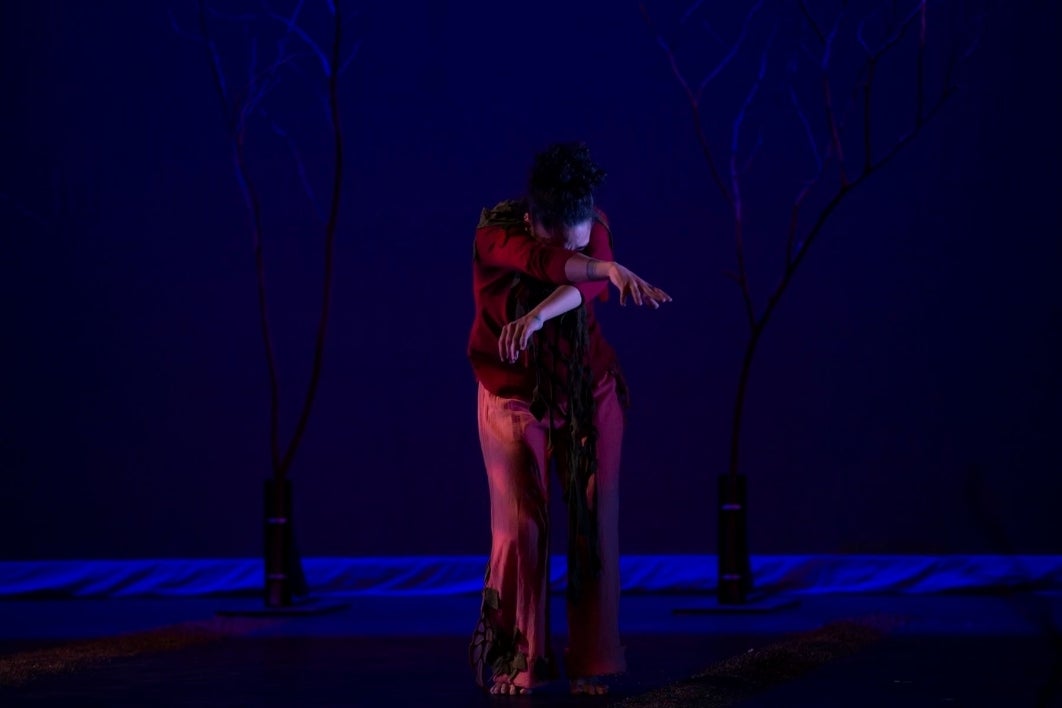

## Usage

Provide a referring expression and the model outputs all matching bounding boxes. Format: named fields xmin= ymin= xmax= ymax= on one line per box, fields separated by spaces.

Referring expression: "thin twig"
xmin=279 ymin=1 xmax=345 ymax=476
xmin=916 ymin=0 xmax=926 ymax=125
xmin=267 ymin=11 xmax=332 ymax=76
xmin=339 ymin=38 xmax=363 ymax=77
xmin=641 ymin=3 xmax=734 ymax=208
xmin=274 ymin=0 xmax=307 ymax=61
xmin=198 ymin=0 xmax=282 ymax=473
xmin=864 ymin=0 xmax=924 ymax=60
xmin=730 ymin=27 xmax=775 ymax=328
xmin=270 ymin=119 xmax=324 ymax=222
xmin=239 ymin=53 xmax=302 ymax=129
xmin=820 ymin=10 xmax=849 ymax=184
xmin=789 ymin=84 xmax=822 ymax=173
xmin=167 ymin=9 xmax=205 ymax=44
xmin=786 ymin=32 xmax=831 ymax=268
xmin=863 ymin=58 xmax=876 ymax=174
xmin=741 ymin=131 xmax=764 ymax=175
xmin=681 ymin=0 xmax=707 ymax=24
xmin=696 ymin=0 xmax=765 ymax=102
xmin=798 ymin=0 xmax=826 ymax=45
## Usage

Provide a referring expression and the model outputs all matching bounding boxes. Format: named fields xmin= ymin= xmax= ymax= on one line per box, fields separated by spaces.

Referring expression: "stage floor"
xmin=1 ymin=593 xmax=1059 ymax=706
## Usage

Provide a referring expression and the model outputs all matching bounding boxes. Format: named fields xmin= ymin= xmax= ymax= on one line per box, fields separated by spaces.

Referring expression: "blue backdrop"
xmin=1 ymin=0 xmax=1059 ymax=561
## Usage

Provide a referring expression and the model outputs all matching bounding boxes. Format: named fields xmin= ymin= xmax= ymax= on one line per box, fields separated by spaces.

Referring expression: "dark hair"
xmin=527 ymin=142 xmax=606 ymax=229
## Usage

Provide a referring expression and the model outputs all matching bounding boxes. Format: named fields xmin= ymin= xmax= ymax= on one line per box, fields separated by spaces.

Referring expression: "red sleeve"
xmin=475 ymin=226 xmax=573 ymax=284
xmin=572 ymin=211 xmax=613 ymax=304
xmin=474 ymin=209 xmax=615 ymax=302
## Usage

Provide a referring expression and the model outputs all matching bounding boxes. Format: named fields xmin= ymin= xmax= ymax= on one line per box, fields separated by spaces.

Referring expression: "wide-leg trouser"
xmin=476 ymin=373 xmax=626 ymax=688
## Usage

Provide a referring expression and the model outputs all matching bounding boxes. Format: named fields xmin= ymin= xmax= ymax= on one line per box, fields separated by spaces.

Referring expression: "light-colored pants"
xmin=476 ymin=373 xmax=625 ymax=688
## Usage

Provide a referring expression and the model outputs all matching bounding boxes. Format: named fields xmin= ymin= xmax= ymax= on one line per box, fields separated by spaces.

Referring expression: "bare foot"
xmin=570 ymin=677 xmax=608 ymax=695
xmin=490 ymin=680 xmax=531 ymax=696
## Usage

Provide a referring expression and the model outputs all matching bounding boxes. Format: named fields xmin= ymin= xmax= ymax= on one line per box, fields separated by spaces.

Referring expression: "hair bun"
xmin=537 ymin=143 xmax=605 ymax=189
xmin=527 ymin=142 xmax=606 ymax=228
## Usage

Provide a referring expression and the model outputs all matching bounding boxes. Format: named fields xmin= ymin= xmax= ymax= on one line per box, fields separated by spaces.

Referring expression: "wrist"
xmin=585 ymin=258 xmax=614 ymax=281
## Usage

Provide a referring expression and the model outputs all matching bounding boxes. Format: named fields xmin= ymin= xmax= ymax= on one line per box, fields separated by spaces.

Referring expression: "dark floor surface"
xmin=1 ymin=593 xmax=1059 ymax=707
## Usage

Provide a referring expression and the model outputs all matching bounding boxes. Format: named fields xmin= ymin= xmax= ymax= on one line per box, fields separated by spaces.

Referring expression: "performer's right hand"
xmin=606 ymin=262 xmax=672 ymax=309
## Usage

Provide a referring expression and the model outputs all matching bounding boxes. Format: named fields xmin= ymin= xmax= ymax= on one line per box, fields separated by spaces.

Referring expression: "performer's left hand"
xmin=498 ymin=313 xmax=543 ymax=364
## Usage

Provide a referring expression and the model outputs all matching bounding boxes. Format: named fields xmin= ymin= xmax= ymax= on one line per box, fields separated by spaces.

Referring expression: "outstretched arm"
xmin=477 ymin=215 xmax=670 ymax=308
xmin=563 ymin=253 xmax=672 ymax=308
xmin=498 ymin=285 xmax=583 ymax=363
xmin=498 ymin=253 xmax=673 ymax=363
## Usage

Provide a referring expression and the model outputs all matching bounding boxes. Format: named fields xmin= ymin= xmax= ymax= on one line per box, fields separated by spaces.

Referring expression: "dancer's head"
xmin=526 ymin=142 xmax=606 ymax=249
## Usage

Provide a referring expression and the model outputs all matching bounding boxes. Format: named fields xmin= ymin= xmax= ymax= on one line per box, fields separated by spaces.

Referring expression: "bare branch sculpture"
xmin=173 ymin=0 xmax=361 ymax=606
xmin=175 ymin=0 xmax=359 ymax=479
xmin=643 ymin=0 xmax=983 ymax=601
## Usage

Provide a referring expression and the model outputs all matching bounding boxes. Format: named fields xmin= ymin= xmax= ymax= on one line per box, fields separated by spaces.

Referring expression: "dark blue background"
xmin=2 ymin=1 xmax=1059 ymax=560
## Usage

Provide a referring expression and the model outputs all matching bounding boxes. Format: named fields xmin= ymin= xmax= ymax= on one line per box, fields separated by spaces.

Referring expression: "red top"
xmin=467 ymin=203 xmax=620 ymax=402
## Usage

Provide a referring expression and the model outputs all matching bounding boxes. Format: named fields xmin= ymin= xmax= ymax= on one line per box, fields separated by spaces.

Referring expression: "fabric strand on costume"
xmin=469 ymin=572 xmax=531 ymax=688
xmin=469 ymin=569 xmax=557 ymax=690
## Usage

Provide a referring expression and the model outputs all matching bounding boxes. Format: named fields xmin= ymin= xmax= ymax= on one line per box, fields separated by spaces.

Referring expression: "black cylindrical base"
xmin=264 ymin=477 xmax=298 ymax=607
xmin=717 ymin=473 xmax=752 ymax=604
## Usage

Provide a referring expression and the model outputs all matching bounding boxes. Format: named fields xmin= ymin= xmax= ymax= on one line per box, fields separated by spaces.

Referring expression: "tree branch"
xmin=681 ymin=0 xmax=707 ymax=24
xmin=730 ymin=27 xmax=775 ymax=328
xmin=819 ymin=11 xmax=848 ymax=185
xmin=696 ymin=0 xmax=765 ymax=103
xmin=279 ymin=1 xmax=345 ymax=477
xmin=269 ymin=119 xmax=324 ymax=222
xmin=789 ymin=84 xmax=822 ymax=174
xmin=783 ymin=44 xmax=833 ymax=267
xmin=646 ymin=0 xmax=982 ymax=483
xmin=167 ymin=9 xmax=206 ymax=45
xmin=339 ymin=38 xmax=363 ymax=77
xmin=798 ymin=0 xmax=826 ymax=46
xmin=916 ymin=0 xmax=926 ymax=126
xmin=198 ymin=0 xmax=283 ymax=473
xmin=641 ymin=3 xmax=734 ymax=209
xmin=267 ymin=10 xmax=332 ymax=76
xmin=863 ymin=58 xmax=876 ymax=174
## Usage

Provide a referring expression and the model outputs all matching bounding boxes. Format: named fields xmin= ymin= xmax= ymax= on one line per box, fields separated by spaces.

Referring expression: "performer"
xmin=467 ymin=142 xmax=671 ymax=696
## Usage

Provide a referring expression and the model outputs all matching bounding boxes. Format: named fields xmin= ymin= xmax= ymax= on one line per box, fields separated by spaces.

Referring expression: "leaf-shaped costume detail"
xmin=469 ymin=571 xmax=532 ymax=688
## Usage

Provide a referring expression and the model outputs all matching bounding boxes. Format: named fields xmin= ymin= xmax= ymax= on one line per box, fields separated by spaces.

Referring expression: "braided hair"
xmin=527 ymin=142 xmax=607 ymax=230
xmin=525 ymin=142 xmax=607 ymax=603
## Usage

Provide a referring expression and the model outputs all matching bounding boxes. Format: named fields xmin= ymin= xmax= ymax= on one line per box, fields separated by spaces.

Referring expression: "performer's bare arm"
xmin=498 ymin=256 xmax=672 ymax=363
xmin=498 ymin=285 xmax=583 ymax=363
xmin=563 ymin=254 xmax=671 ymax=309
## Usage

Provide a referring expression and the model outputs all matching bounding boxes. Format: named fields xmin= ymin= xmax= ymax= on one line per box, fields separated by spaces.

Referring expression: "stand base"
xmin=673 ymin=593 xmax=800 ymax=614
xmin=216 ymin=597 xmax=349 ymax=618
